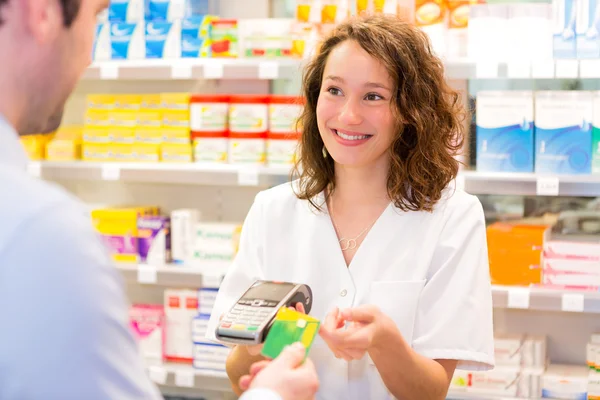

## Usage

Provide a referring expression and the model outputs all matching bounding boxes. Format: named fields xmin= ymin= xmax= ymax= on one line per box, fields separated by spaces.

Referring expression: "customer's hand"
xmin=319 ymin=305 xmax=394 ymax=361
xmin=239 ymin=342 xmax=319 ymax=400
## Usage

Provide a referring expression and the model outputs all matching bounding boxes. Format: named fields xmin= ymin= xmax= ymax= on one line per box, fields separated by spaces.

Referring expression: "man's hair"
xmin=0 ymin=0 xmax=81 ymax=27
xmin=293 ymin=14 xmax=465 ymax=213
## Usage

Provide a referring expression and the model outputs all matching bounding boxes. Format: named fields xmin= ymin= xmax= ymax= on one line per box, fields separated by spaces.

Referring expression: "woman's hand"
xmin=318 ymin=305 xmax=393 ymax=361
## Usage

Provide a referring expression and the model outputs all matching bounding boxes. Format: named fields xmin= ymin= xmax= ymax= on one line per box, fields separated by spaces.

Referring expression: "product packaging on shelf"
xmin=171 ymin=209 xmax=201 ymax=265
xmin=108 ymin=0 xmax=145 ymax=23
xmin=110 ymin=22 xmax=145 ymax=60
xmin=507 ymin=4 xmax=553 ymax=62
xmin=93 ymin=24 xmax=111 ymax=61
xmin=161 ymin=143 xmax=193 ymax=162
xmin=210 ymin=19 xmax=239 ymax=57
xmin=191 ymin=314 xmax=228 ymax=371
xmin=137 ymin=216 xmax=171 ymax=264
xmin=91 ymin=207 xmax=159 ymax=263
xmin=193 ymin=222 xmax=242 ymax=266
xmin=576 ymin=0 xmax=600 ymax=58
xmin=190 ymin=94 xmax=230 ymax=133
xmin=415 ymin=0 xmax=448 ymax=57
xmin=130 ymin=304 xmax=165 ymax=364
xmin=146 ymin=0 xmax=186 ymax=21
xmin=164 ymin=289 xmax=198 ymax=363
xmin=134 ymin=143 xmax=161 ymax=162
xmin=476 ymin=91 xmax=534 ymax=173
xmin=553 ymin=0 xmax=578 ymax=58
xmin=197 ymin=288 xmax=219 ymax=314
xmin=542 ymin=365 xmax=588 ymax=399
xmin=46 ymin=126 xmax=84 ymax=161
xmin=181 ymin=16 xmax=214 ymax=57
xmin=228 ymin=95 xmax=269 ymax=164
xmin=145 ymin=20 xmax=181 ymax=59
xmin=494 ymin=334 xmax=548 ymax=368
xmin=535 ymin=91 xmax=593 ymax=175
xmin=238 ymin=19 xmax=294 ymax=58
xmin=592 ymin=92 xmax=600 ymax=173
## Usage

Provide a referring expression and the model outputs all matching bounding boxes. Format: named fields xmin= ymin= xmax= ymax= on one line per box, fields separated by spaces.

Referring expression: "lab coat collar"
xmin=0 ymin=114 xmax=29 ymax=171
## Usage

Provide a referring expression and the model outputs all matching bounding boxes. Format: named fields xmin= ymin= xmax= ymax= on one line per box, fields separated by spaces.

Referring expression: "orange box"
xmin=487 ymin=221 xmax=550 ymax=286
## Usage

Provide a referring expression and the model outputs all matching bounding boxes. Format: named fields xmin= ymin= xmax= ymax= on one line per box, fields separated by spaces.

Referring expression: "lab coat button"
xmin=340 ymin=289 xmax=347 ymax=297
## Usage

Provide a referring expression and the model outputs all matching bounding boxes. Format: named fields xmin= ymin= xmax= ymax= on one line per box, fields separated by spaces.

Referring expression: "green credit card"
xmin=261 ymin=308 xmax=320 ymax=359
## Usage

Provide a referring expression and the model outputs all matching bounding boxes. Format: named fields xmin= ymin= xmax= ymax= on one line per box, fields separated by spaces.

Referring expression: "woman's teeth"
xmin=334 ymin=130 xmax=371 ymax=140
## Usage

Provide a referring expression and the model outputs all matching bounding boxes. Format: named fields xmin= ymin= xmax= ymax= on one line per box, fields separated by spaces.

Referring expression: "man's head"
xmin=0 ymin=0 xmax=108 ymax=134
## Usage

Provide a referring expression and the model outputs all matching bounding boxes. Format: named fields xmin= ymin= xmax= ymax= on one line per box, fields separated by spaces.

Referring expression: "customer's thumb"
xmin=271 ymin=342 xmax=306 ymax=368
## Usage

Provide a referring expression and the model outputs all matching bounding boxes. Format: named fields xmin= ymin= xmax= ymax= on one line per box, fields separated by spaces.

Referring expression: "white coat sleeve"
xmin=411 ymin=193 xmax=495 ymax=371
xmin=205 ymin=191 xmax=266 ymax=342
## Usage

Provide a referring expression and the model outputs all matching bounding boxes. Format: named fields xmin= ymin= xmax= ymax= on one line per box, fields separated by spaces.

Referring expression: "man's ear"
xmin=22 ymin=0 xmax=63 ymax=44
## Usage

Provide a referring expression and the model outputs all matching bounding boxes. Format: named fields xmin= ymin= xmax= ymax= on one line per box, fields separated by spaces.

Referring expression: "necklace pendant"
xmin=339 ymin=238 xmax=357 ymax=251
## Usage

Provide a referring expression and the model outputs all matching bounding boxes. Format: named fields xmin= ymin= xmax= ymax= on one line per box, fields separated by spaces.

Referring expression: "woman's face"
xmin=316 ymin=40 xmax=397 ymax=170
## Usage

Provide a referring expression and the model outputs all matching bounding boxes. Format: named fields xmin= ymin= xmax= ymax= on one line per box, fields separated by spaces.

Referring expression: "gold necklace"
xmin=329 ymin=195 xmax=378 ymax=252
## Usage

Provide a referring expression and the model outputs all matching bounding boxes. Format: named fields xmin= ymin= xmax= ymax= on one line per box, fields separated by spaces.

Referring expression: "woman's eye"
xmin=365 ymin=93 xmax=383 ymax=101
xmin=327 ymin=87 xmax=342 ymax=96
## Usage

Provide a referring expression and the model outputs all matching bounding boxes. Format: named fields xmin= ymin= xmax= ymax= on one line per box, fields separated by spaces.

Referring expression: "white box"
xmin=494 ymin=334 xmax=525 ymax=366
xmin=164 ymin=289 xmax=198 ymax=362
xmin=543 ymin=258 xmax=600 ymax=275
xmin=468 ymin=368 xmax=521 ymax=397
xmin=589 ymin=370 xmax=600 ymax=400
xmin=145 ymin=20 xmax=181 ymax=59
xmin=267 ymin=138 xmax=298 ymax=166
xmin=542 ymin=364 xmax=589 ymax=399
xmin=108 ymin=0 xmax=145 ymax=22
xmin=110 ymin=22 xmax=145 ymax=60
xmin=544 ymin=238 xmax=600 ymax=260
xmin=198 ymin=288 xmax=219 ymax=314
xmin=523 ymin=335 xmax=547 ymax=368
xmin=588 ymin=342 xmax=600 ymax=368
xmin=193 ymin=137 xmax=228 ymax=163
xmin=171 ymin=209 xmax=201 ymax=265
xmin=553 ymin=0 xmax=578 ymax=58
xmin=576 ymin=0 xmax=600 ymax=58
xmin=147 ymin=0 xmax=186 ymax=22
xmin=194 ymin=223 xmax=241 ymax=264
xmin=192 ymin=313 xmax=210 ymax=343
xmin=229 ymin=138 xmax=266 ymax=165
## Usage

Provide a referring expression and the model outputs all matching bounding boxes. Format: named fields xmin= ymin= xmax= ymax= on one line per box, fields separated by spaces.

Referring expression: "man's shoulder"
xmin=0 ymin=167 xmax=86 ymax=249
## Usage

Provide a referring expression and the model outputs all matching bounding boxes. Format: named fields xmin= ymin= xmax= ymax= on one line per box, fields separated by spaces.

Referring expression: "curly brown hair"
xmin=292 ymin=14 xmax=465 ymax=212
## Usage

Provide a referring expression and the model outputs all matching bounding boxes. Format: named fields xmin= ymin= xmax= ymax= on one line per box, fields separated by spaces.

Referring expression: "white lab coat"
xmin=206 ymin=181 xmax=495 ymax=400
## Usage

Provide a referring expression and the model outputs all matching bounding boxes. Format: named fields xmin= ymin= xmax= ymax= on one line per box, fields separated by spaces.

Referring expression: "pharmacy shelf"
xmin=492 ymin=285 xmax=600 ymax=313
xmin=461 ymin=171 xmax=600 ymax=197
xmin=31 ymin=161 xmax=290 ymax=187
xmin=117 ymin=264 xmax=600 ymax=314
xmin=33 ymin=162 xmax=600 ymax=196
xmin=117 ymin=263 xmax=224 ymax=288
xmin=81 ymin=58 xmax=600 ymax=81
xmin=446 ymin=392 xmax=532 ymax=400
xmin=83 ymin=58 xmax=304 ymax=80
xmin=147 ymin=363 xmax=232 ymax=393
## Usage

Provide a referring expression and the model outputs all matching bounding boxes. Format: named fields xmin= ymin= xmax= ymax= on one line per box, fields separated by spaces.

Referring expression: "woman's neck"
xmin=330 ymin=162 xmax=390 ymax=208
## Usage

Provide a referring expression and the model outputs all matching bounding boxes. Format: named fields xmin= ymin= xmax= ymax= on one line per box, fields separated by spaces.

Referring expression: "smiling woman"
xmin=206 ymin=13 xmax=494 ymax=400
xmin=294 ymin=15 xmax=465 ymax=213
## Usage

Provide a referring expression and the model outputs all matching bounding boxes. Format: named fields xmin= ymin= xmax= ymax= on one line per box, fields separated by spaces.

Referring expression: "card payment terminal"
xmin=215 ymin=280 xmax=313 ymax=345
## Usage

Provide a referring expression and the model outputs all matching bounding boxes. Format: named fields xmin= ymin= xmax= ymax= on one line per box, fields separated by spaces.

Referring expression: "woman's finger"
xmin=295 ymin=302 xmax=306 ymax=314
xmin=239 ymin=375 xmax=252 ymax=391
xmin=249 ymin=360 xmax=271 ymax=376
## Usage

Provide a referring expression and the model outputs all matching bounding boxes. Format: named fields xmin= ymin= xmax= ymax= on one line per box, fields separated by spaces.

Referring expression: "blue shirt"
xmin=0 ymin=117 xmax=280 ymax=400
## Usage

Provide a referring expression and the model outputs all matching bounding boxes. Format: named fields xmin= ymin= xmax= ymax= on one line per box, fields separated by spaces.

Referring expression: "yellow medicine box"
xmin=161 ymin=143 xmax=193 ymax=162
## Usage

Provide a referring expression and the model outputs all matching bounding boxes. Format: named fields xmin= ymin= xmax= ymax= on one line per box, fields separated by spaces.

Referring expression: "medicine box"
xmin=476 ymin=91 xmax=534 ymax=173
xmin=535 ymin=91 xmax=593 ymax=174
